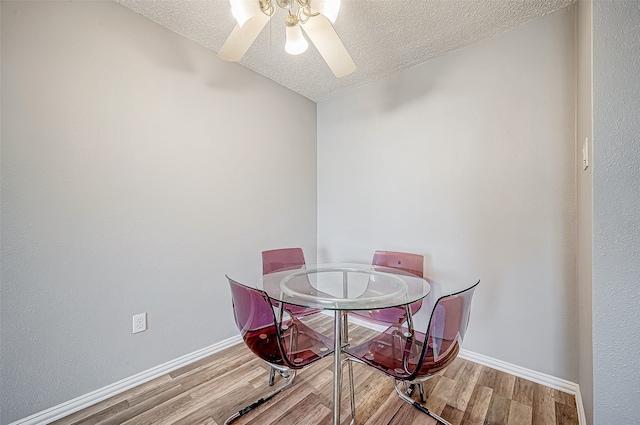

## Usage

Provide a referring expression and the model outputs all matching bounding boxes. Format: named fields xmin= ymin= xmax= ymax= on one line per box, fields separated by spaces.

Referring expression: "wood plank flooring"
xmin=51 ymin=317 xmax=579 ymax=425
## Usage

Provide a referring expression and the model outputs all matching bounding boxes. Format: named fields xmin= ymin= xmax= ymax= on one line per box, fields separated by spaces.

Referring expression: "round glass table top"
xmin=257 ymin=263 xmax=430 ymax=310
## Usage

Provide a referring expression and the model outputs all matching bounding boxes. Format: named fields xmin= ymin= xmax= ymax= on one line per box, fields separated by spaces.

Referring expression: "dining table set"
xmin=225 ymin=249 xmax=479 ymax=425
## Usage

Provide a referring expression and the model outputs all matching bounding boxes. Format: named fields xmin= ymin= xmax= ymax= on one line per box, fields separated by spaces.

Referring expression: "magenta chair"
xmin=262 ymin=247 xmax=306 ymax=275
xmin=262 ymin=248 xmax=319 ymax=321
xmin=350 ymin=251 xmax=425 ymax=326
xmin=262 ymin=248 xmax=324 ymax=385
xmin=343 ymin=280 xmax=479 ymax=425
xmin=225 ymin=276 xmax=333 ymax=424
xmin=343 ymin=251 xmax=426 ymax=409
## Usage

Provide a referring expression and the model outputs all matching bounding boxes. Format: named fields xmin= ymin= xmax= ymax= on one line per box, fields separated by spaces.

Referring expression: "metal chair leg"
xmin=418 ymin=382 xmax=425 ymax=403
xmin=406 ymin=383 xmax=416 ymax=396
xmin=268 ymin=367 xmax=276 ymax=386
xmin=393 ymin=380 xmax=451 ymax=425
xmin=342 ymin=311 xmax=356 ymax=424
xmin=341 ymin=357 xmax=359 ymax=425
xmin=348 ymin=361 xmax=355 ymax=423
xmin=224 ymin=369 xmax=297 ymax=425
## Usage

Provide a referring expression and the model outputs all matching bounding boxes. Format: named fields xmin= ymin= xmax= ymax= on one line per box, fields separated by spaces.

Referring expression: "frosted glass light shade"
xmin=285 ymin=24 xmax=308 ymax=55
xmin=230 ymin=0 xmax=261 ymax=27
xmin=313 ymin=0 xmax=341 ymax=23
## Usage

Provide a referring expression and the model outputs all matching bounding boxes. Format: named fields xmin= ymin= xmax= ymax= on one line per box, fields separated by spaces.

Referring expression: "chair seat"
xmin=344 ymin=326 xmax=459 ymax=380
xmin=349 ymin=302 xmax=422 ymax=325
xmin=245 ymin=318 xmax=333 ymax=369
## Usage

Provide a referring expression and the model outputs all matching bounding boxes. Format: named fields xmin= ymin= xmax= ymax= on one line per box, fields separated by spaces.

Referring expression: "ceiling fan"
xmin=217 ymin=0 xmax=356 ymax=78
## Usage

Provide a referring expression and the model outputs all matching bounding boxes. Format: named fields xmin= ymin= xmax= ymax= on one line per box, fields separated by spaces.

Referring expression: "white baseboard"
xmin=458 ymin=349 xmax=576 ymax=393
xmin=8 ymin=334 xmax=243 ymax=425
xmin=458 ymin=349 xmax=587 ymax=425
xmin=10 ymin=322 xmax=587 ymax=425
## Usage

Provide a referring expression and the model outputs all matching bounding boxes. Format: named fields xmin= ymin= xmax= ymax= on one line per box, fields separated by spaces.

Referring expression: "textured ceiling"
xmin=115 ymin=0 xmax=574 ymax=102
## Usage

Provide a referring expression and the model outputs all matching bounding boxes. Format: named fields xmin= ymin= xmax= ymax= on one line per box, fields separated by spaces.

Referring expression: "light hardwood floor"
xmin=51 ymin=319 xmax=579 ymax=425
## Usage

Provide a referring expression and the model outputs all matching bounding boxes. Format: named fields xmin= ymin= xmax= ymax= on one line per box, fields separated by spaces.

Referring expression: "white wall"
xmin=576 ymin=1 xmax=593 ymax=423
xmin=317 ymin=8 xmax=577 ymax=380
xmin=0 ymin=2 xmax=317 ymax=423
xmin=592 ymin=1 xmax=640 ymax=423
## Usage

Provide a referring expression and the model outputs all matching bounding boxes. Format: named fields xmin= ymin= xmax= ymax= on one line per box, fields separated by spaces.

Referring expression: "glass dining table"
xmin=257 ymin=263 xmax=431 ymax=425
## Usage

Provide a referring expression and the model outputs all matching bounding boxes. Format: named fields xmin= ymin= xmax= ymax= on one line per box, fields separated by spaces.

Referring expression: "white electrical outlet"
xmin=133 ymin=313 xmax=147 ymax=334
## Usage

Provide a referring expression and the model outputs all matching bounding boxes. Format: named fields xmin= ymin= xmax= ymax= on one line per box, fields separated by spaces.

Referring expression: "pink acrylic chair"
xmin=225 ymin=276 xmax=333 ymax=424
xmin=262 ymin=248 xmax=324 ymax=385
xmin=350 ymin=251 xmax=425 ymax=325
xmin=346 ymin=251 xmax=425 ymax=401
xmin=343 ymin=280 xmax=479 ymax=425
xmin=262 ymin=247 xmax=307 ymax=275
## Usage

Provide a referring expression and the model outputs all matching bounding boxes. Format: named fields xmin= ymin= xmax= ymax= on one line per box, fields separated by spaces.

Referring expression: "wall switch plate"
xmin=133 ymin=313 xmax=147 ymax=334
xmin=582 ymin=137 xmax=590 ymax=170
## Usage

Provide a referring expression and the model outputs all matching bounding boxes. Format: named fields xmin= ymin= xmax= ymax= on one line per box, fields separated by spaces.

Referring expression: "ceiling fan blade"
xmin=301 ymin=14 xmax=356 ymax=78
xmin=217 ymin=12 xmax=270 ymax=62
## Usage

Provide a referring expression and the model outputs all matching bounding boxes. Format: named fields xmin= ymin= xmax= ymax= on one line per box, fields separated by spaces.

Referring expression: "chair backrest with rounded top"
xmin=352 ymin=250 xmax=424 ymax=324
xmin=262 ymin=248 xmax=306 ymax=275
xmin=372 ymin=251 xmax=424 ymax=278
xmin=411 ymin=281 xmax=479 ymax=379
xmin=394 ymin=280 xmax=478 ymax=380
xmin=262 ymin=248 xmax=318 ymax=318
xmin=228 ymin=276 xmax=289 ymax=368
xmin=227 ymin=275 xmax=331 ymax=370
xmin=344 ymin=280 xmax=479 ymax=382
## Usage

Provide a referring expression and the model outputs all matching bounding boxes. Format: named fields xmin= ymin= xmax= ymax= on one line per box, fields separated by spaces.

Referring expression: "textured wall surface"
xmin=0 ymin=2 xmax=317 ymax=423
xmin=317 ymin=8 xmax=578 ymax=380
xmin=576 ymin=1 xmax=593 ymax=424
xmin=592 ymin=1 xmax=640 ymax=423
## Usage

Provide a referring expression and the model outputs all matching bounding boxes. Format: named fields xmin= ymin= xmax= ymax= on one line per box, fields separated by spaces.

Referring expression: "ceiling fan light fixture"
xmin=285 ymin=19 xmax=308 ymax=55
xmin=219 ymin=0 xmax=355 ymax=77
xmin=312 ymin=0 xmax=341 ymax=23
xmin=229 ymin=0 xmax=261 ymax=27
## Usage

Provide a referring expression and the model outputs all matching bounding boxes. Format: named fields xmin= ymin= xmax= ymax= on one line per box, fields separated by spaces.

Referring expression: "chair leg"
xmin=418 ymin=382 xmax=426 ymax=403
xmin=348 ymin=361 xmax=355 ymax=423
xmin=406 ymin=383 xmax=416 ymax=396
xmin=341 ymin=357 xmax=357 ymax=425
xmin=224 ymin=370 xmax=297 ymax=425
xmin=268 ymin=367 xmax=276 ymax=386
xmin=393 ymin=380 xmax=451 ymax=425
xmin=404 ymin=383 xmax=425 ymax=400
